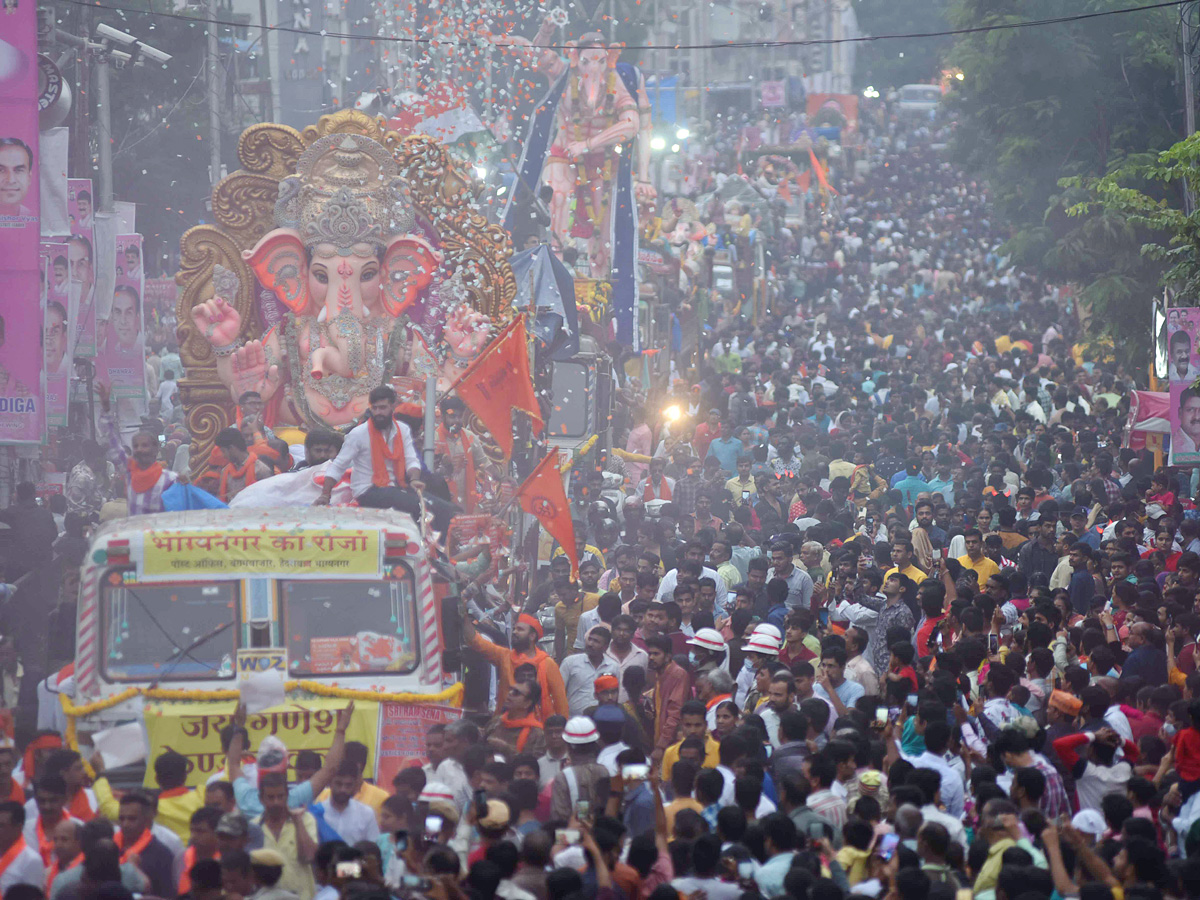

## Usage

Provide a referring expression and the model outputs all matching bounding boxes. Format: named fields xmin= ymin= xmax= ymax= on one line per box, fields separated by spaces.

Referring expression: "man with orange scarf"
xmin=635 ymin=457 xmax=675 ymax=502
xmin=434 ymin=397 xmax=487 ymax=513
xmin=98 ymin=382 xmax=181 ymax=515
xmin=316 ymin=386 xmax=423 ymax=519
xmin=484 ymin=679 xmax=547 ymax=756
xmin=213 ymin=428 xmax=272 ymax=504
xmin=462 ymin=603 xmax=568 ymax=722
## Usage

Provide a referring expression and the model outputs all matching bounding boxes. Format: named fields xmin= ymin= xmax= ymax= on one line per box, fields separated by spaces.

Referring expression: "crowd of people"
xmin=1 ymin=85 xmax=1192 ymax=900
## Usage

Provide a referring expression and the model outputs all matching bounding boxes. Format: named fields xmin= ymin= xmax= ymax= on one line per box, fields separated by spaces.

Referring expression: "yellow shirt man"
xmin=661 ymin=734 xmax=720 ymax=780
xmin=884 ymin=564 xmax=927 ymax=586
xmin=957 ymin=553 xmax=1001 ymax=589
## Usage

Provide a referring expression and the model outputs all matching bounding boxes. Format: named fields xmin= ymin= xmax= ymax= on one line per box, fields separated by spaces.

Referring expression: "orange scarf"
xmin=128 ymin=458 xmax=164 ymax=494
xmin=46 ymin=852 xmax=82 ymax=893
xmin=116 ymin=828 xmax=152 ymax=864
xmin=436 ymin=424 xmax=477 ymax=512
xmin=643 ymin=476 xmax=672 ymax=501
xmin=0 ymin=837 xmax=29 ymax=880
xmin=34 ymin=817 xmax=57 ymax=864
xmin=67 ymin=789 xmax=95 ymax=823
xmin=219 ymin=452 xmax=260 ymax=502
xmin=368 ymin=418 xmax=407 ymax=488
xmin=498 ymin=712 xmax=543 ymax=753
xmin=705 ymin=692 xmax=732 ymax=711
xmin=178 ymin=846 xmax=218 ymax=895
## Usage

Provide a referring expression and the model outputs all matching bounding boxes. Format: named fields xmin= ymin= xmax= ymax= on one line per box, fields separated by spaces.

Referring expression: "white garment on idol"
xmin=229 ymin=462 xmax=355 ymax=507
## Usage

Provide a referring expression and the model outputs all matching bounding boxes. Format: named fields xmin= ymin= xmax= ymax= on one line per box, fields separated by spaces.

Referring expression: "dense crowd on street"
xmin=1 ymin=94 xmax=1192 ymax=900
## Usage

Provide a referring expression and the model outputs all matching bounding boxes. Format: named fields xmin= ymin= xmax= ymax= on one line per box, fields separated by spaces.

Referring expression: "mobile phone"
xmin=393 ymin=830 xmax=408 ymax=852
xmin=874 ymin=707 xmax=888 ymax=726
xmin=866 ymin=516 xmax=874 ymax=526
xmin=473 ymin=788 xmax=488 ymax=818
xmin=621 ymin=763 xmax=650 ymax=780
xmin=877 ymin=833 xmax=900 ymax=861
xmin=737 ymin=861 xmax=754 ymax=879
xmin=575 ymin=799 xmax=591 ymax=820
xmin=988 ymin=633 xmax=999 ymax=654
xmin=742 ymin=490 xmax=750 ymax=501
xmin=906 ymin=694 xmax=918 ymax=709
xmin=336 ymin=861 xmax=363 ymax=879
xmin=424 ymin=814 xmax=443 ymax=837
xmin=808 ymin=822 xmax=826 ymax=841
xmin=401 ymin=875 xmax=433 ymax=890
xmin=556 ymin=828 xmax=581 ymax=845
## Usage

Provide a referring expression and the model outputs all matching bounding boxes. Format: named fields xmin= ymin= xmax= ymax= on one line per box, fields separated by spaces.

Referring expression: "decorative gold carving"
xmin=176 ymin=109 xmax=517 ymax=475
xmin=237 ymin=123 xmax=304 ymax=179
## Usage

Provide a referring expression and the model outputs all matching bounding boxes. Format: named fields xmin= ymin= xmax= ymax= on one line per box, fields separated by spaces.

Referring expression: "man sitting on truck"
xmin=212 ymin=428 xmax=273 ymax=504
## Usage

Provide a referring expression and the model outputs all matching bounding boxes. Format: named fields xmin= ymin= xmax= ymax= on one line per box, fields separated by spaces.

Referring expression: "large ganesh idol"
xmin=176 ymin=111 xmax=515 ymax=470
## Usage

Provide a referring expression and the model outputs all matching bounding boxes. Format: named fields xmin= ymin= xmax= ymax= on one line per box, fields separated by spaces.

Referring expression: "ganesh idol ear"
xmin=243 ymin=229 xmax=311 ymax=315
xmin=380 ymin=236 xmax=441 ymax=317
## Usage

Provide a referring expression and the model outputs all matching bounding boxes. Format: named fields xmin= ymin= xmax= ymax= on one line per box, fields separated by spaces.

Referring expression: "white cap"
xmin=686 ymin=628 xmax=726 ymax=653
xmin=418 ymin=781 xmax=456 ymax=804
xmin=1071 ymin=809 xmax=1106 ymax=837
xmin=743 ymin=634 xmax=782 ymax=655
xmin=563 ymin=716 xmax=599 ymax=744
xmin=751 ymin=623 xmax=782 ymax=643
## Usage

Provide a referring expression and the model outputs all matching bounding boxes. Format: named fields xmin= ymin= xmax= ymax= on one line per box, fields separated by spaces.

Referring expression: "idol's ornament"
xmin=176 ymin=110 xmax=516 ymax=471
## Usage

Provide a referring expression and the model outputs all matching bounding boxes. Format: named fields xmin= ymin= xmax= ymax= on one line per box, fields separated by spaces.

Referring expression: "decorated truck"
xmin=68 ymin=507 xmax=462 ymax=788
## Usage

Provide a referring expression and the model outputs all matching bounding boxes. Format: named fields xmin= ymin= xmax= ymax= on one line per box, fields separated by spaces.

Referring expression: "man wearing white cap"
xmin=735 ymin=627 xmax=781 ymax=707
xmin=549 ymin=717 xmax=611 ymax=822
xmin=686 ymin=628 xmax=727 ymax=678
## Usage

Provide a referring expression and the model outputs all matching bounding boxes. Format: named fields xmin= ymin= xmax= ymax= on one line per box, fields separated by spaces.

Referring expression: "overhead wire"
xmin=58 ymin=0 xmax=1190 ymax=52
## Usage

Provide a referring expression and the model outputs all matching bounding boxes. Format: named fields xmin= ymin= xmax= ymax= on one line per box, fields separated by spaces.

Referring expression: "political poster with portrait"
xmin=101 ymin=234 xmax=146 ymax=400
xmin=0 ymin=0 xmax=45 ymax=445
xmin=1167 ymin=307 xmax=1200 ymax=465
xmin=68 ymin=177 xmax=97 ymax=358
xmin=40 ymin=241 xmax=72 ymax=426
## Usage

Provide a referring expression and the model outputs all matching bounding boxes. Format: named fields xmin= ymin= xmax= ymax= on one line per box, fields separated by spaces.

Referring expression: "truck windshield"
xmin=283 ymin=574 xmax=419 ymax=676
xmin=548 ymin=362 xmax=590 ymax=439
xmin=102 ymin=578 xmax=239 ymax=681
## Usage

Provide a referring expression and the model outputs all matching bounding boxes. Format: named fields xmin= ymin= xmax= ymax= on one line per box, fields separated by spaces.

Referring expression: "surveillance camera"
xmin=137 ymin=43 xmax=172 ymax=65
xmin=109 ymin=49 xmax=133 ymax=68
xmin=95 ymin=23 xmax=138 ymax=46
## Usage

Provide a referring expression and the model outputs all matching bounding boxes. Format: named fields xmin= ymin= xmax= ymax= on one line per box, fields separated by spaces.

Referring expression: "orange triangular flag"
xmin=447 ymin=316 xmax=544 ymax=458
xmin=516 ymin=449 xmax=578 ymax=578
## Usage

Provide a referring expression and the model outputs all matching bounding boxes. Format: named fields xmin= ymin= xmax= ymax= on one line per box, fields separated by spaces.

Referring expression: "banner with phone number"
xmin=375 ymin=701 xmax=462 ymax=789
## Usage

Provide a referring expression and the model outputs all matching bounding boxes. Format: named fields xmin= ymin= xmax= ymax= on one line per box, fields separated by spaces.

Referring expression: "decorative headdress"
xmin=273 ymin=133 xmax=417 ymax=257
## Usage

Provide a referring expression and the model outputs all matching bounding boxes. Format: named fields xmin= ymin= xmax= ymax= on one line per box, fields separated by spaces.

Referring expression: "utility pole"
xmin=95 ymin=54 xmax=113 ymax=211
xmin=1184 ymin=1 xmax=1198 ymax=213
xmin=257 ymin=0 xmax=273 ymax=120
xmin=207 ymin=0 xmax=223 ymax=189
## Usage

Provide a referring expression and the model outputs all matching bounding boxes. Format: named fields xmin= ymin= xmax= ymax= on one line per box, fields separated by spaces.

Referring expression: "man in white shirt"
xmin=317 ymin=385 xmax=436 ymax=526
xmin=656 ymin=545 xmax=727 ymax=602
xmin=893 ymin=720 xmax=964 ymax=818
xmin=434 ymin=721 xmax=477 ymax=813
xmin=604 ymin=615 xmax=649 ymax=703
xmin=0 ymin=800 xmax=45 ymax=894
xmin=319 ymin=763 xmax=379 ymax=845
xmin=559 ymin=628 xmax=619 ymax=717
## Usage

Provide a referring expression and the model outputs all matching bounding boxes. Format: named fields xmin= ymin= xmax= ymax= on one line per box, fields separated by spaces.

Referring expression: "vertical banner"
xmin=40 ymin=241 xmax=71 ymax=426
xmin=102 ymin=234 xmax=146 ymax=400
xmin=0 ymin=1 xmax=45 ymax=444
xmin=68 ymin=177 xmax=97 ymax=358
xmin=39 ymin=126 xmax=69 ymax=238
xmin=1168 ymin=308 xmax=1200 ymax=465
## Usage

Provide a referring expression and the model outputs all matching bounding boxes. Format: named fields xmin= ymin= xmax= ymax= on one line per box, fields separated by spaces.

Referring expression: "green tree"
xmin=944 ymin=0 xmax=1181 ymax=367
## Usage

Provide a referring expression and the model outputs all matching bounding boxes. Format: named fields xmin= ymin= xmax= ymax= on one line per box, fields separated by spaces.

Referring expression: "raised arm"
xmin=306 ymin=702 xmax=353 ymax=798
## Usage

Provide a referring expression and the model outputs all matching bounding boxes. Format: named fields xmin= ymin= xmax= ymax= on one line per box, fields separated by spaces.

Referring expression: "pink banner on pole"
xmin=1168 ymin=308 xmax=1200 ymax=465
xmin=68 ymin=177 xmax=97 ymax=358
xmin=41 ymin=241 xmax=71 ymax=426
xmin=0 ymin=1 xmax=45 ymax=444
xmin=101 ymin=234 xmax=146 ymax=400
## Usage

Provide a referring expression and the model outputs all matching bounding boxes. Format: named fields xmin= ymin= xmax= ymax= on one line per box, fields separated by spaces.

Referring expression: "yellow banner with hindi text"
xmin=141 ymin=698 xmax=379 ymax=788
xmin=141 ymin=530 xmax=380 ymax=579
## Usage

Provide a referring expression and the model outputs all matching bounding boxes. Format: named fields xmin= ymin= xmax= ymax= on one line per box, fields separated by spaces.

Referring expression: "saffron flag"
xmin=447 ymin=316 xmax=544 ymax=458
xmin=808 ymin=149 xmax=838 ymax=196
xmin=516 ymin=449 xmax=578 ymax=578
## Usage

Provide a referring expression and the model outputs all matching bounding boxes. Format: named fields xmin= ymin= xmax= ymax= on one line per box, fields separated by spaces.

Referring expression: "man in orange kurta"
xmin=464 ymin=607 xmax=568 ymax=721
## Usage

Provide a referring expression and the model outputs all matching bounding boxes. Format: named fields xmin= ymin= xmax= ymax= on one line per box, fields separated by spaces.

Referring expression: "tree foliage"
xmin=943 ymin=0 xmax=1181 ymax=366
